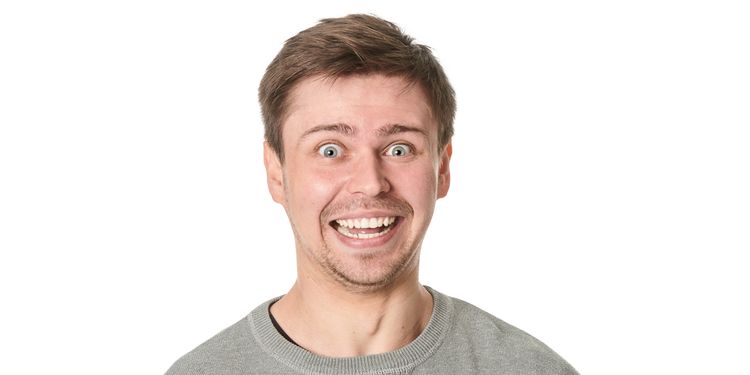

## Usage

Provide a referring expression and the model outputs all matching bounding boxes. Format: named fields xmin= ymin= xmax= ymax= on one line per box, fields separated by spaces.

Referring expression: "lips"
xmin=330 ymin=216 xmax=400 ymax=240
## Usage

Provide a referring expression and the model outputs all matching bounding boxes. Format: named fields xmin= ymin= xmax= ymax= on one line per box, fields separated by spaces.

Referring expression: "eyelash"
xmin=385 ymin=143 xmax=413 ymax=157
xmin=315 ymin=142 xmax=416 ymax=159
xmin=318 ymin=143 xmax=343 ymax=158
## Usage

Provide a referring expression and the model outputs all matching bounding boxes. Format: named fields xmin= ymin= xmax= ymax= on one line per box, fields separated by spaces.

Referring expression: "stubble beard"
xmin=293 ymin=196 xmax=425 ymax=293
xmin=322 ymin=196 xmax=421 ymax=292
xmin=319 ymin=233 xmax=422 ymax=293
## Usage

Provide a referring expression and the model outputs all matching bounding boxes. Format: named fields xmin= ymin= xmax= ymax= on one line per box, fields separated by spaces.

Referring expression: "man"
xmin=167 ymin=14 xmax=578 ymax=375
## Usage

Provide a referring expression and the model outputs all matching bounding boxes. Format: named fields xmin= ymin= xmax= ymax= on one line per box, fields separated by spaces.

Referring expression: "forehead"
xmin=283 ymin=74 xmax=435 ymax=141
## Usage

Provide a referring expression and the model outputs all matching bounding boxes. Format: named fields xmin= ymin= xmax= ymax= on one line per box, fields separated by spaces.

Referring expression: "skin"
xmin=263 ymin=74 xmax=451 ymax=357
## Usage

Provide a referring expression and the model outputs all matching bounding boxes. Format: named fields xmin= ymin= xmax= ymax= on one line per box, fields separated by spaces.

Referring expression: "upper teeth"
xmin=335 ymin=217 xmax=396 ymax=229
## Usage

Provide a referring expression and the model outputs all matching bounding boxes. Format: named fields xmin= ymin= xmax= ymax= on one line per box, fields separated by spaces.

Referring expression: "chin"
xmin=321 ymin=238 xmax=422 ymax=292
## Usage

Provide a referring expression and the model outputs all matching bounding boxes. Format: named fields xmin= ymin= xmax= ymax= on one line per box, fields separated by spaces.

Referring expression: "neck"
xmin=270 ymin=270 xmax=433 ymax=357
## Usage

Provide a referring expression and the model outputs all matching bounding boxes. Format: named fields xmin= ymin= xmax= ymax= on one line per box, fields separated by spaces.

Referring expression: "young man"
xmin=167 ymin=14 xmax=578 ymax=374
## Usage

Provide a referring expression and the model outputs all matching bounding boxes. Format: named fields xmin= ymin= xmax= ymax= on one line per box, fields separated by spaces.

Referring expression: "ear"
xmin=437 ymin=141 xmax=452 ymax=199
xmin=263 ymin=142 xmax=285 ymax=204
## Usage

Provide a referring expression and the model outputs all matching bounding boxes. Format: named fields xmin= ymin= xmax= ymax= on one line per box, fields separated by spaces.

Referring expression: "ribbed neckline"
xmin=246 ymin=286 xmax=453 ymax=375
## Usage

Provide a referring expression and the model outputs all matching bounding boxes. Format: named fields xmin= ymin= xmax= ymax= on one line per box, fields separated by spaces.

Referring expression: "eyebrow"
xmin=377 ymin=124 xmax=429 ymax=139
xmin=298 ymin=123 xmax=355 ymax=144
xmin=298 ymin=123 xmax=428 ymax=145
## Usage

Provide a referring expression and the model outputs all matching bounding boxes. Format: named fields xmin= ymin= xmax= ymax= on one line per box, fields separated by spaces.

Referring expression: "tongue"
xmin=350 ymin=227 xmax=385 ymax=235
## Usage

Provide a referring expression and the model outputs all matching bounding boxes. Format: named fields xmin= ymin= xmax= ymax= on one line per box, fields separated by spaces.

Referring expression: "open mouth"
xmin=330 ymin=216 xmax=400 ymax=239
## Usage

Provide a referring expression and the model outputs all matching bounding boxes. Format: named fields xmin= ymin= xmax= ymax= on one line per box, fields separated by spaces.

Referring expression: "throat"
xmin=274 ymin=280 xmax=434 ymax=357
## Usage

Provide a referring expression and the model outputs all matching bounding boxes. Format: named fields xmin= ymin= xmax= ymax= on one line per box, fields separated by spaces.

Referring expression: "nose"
xmin=346 ymin=152 xmax=391 ymax=197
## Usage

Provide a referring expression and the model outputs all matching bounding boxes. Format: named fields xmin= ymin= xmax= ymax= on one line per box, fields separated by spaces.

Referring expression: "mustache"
xmin=321 ymin=196 xmax=413 ymax=220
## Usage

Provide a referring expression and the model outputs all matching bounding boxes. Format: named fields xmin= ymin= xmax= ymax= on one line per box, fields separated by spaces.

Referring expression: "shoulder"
xmin=165 ymin=317 xmax=256 ymax=375
xmin=437 ymin=293 xmax=579 ymax=375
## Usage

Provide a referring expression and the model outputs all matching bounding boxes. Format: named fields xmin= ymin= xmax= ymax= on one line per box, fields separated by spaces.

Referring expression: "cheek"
xmin=389 ymin=163 xmax=439 ymax=209
xmin=286 ymin=164 xmax=344 ymax=220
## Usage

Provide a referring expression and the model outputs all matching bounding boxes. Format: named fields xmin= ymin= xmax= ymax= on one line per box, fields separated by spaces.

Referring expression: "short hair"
xmin=259 ymin=14 xmax=455 ymax=162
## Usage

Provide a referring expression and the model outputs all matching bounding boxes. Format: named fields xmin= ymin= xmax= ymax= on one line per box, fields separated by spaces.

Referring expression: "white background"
xmin=1 ymin=1 xmax=748 ymax=374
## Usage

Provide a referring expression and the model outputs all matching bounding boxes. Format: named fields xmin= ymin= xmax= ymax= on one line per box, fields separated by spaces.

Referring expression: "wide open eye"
xmin=385 ymin=143 xmax=412 ymax=157
xmin=318 ymin=143 xmax=342 ymax=158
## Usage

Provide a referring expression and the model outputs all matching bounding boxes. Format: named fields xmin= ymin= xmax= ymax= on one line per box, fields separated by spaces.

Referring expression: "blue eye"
xmin=386 ymin=144 xmax=411 ymax=157
xmin=318 ymin=144 xmax=342 ymax=158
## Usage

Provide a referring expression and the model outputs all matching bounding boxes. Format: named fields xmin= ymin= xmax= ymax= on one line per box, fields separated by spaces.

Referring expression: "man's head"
xmin=260 ymin=15 xmax=454 ymax=292
xmin=259 ymin=14 xmax=455 ymax=162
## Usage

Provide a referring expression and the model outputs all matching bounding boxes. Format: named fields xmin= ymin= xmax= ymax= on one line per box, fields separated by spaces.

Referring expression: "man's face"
xmin=264 ymin=74 xmax=451 ymax=291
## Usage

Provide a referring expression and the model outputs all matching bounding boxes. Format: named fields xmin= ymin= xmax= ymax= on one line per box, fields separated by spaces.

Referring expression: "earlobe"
xmin=263 ymin=142 xmax=285 ymax=204
xmin=437 ymin=142 xmax=452 ymax=199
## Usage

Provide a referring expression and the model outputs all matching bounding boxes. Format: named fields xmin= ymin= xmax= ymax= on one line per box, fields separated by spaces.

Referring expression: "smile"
xmin=332 ymin=216 xmax=398 ymax=239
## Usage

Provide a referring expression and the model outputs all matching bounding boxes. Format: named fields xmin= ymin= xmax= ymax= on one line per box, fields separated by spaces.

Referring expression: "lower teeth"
xmin=336 ymin=225 xmax=392 ymax=239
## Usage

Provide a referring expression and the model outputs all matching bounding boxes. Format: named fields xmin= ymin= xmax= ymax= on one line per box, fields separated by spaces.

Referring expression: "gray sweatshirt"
xmin=166 ymin=287 xmax=578 ymax=374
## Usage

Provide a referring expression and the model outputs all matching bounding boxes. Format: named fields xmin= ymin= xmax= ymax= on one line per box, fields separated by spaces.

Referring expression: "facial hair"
xmin=307 ymin=195 xmax=423 ymax=292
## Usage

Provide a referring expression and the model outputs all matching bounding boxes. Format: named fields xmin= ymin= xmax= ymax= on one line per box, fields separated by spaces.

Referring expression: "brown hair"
xmin=259 ymin=14 xmax=455 ymax=161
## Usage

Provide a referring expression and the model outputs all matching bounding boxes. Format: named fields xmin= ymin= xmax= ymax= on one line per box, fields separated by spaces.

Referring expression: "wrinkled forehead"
xmin=282 ymin=74 xmax=436 ymax=140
